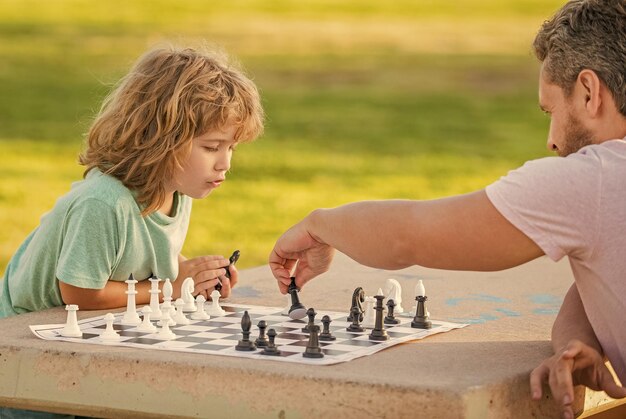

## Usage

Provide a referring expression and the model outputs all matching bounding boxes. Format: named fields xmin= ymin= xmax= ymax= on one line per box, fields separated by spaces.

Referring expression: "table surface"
xmin=0 ymin=253 xmax=619 ymax=418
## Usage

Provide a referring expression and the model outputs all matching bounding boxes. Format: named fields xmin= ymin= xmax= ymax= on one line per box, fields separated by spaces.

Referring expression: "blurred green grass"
xmin=0 ymin=0 xmax=563 ymax=272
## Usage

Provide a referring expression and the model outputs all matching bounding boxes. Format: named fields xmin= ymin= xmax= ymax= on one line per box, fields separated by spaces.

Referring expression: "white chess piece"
xmin=173 ymin=298 xmax=190 ymax=325
xmin=100 ymin=313 xmax=121 ymax=341
xmin=122 ymin=274 xmax=141 ymax=325
xmin=281 ymin=293 xmax=291 ymax=316
xmin=191 ymin=295 xmax=210 ymax=320
xmin=384 ymin=278 xmax=404 ymax=313
xmin=362 ymin=296 xmax=376 ymax=328
xmin=158 ymin=301 xmax=176 ymax=327
xmin=412 ymin=280 xmax=430 ymax=317
xmin=162 ymin=278 xmax=173 ymax=304
xmin=207 ymin=289 xmax=225 ymax=316
xmin=60 ymin=304 xmax=82 ymax=337
xmin=156 ymin=317 xmax=176 ymax=340
xmin=137 ymin=306 xmax=158 ymax=333
xmin=148 ymin=276 xmax=162 ymax=320
xmin=181 ymin=277 xmax=197 ymax=312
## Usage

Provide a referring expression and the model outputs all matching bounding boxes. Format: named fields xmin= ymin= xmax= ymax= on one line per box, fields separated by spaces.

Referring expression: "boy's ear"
xmin=577 ymin=69 xmax=602 ymax=118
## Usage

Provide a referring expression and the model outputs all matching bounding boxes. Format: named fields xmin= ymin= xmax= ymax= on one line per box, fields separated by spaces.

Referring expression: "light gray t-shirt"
xmin=0 ymin=169 xmax=191 ymax=317
xmin=486 ymin=138 xmax=626 ymax=384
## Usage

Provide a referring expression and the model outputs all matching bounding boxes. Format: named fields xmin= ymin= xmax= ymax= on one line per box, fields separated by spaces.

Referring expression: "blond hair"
xmin=533 ymin=0 xmax=626 ymax=116
xmin=79 ymin=46 xmax=264 ymax=215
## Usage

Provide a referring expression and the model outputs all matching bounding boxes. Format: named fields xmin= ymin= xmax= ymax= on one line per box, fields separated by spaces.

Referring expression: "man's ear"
xmin=577 ymin=69 xmax=602 ymax=118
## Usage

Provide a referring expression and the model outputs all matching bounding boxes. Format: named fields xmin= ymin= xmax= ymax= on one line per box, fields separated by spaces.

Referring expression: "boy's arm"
xmin=530 ymin=284 xmax=626 ymax=417
xmin=270 ymin=190 xmax=544 ymax=290
xmin=59 ymin=279 xmax=152 ymax=309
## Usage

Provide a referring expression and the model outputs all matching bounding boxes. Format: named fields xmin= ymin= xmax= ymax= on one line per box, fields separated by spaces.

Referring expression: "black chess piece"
xmin=384 ymin=299 xmax=400 ymax=325
xmin=255 ymin=320 xmax=269 ymax=347
xmin=235 ymin=311 xmax=257 ymax=351
xmin=346 ymin=306 xmax=365 ymax=332
xmin=261 ymin=329 xmax=281 ymax=356
xmin=369 ymin=294 xmax=389 ymax=341
xmin=302 ymin=308 xmax=317 ymax=333
xmin=319 ymin=315 xmax=336 ymax=341
xmin=287 ymin=277 xmax=307 ymax=320
xmin=302 ymin=325 xmax=324 ymax=358
xmin=347 ymin=287 xmax=365 ymax=322
xmin=411 ymin=295 xmax=432 ymax=329
xmin=218 ymin=250 xmax=240 ymax=291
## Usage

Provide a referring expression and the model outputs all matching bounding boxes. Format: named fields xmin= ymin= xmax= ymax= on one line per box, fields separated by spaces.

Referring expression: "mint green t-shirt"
xmin=0 ymin=169 xmax=191 ymax=318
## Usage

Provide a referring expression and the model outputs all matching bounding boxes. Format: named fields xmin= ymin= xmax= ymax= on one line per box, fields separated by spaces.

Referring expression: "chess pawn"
xmin=302 ymin=307 xmax=317 ymax=333
xmin=191 ymin=295 xmax=210 ymax=320
xmin=137 ymin=306 xmax=157 ymax=333
xmin=100 ymin=313 xmax=121 ymax=341
xmin=384 ymin=299 xmax=400 ymax=325
xmin=319 ymin=315 xmax=336 ymax=341
xmin=261 ymin=329 xmax=281 ymax=356
xmin=302 ymin=325 xmax=324 ymax=358
xmin=255 ymin=320 xmax=269 ymax=347
xmin=207 ymin=290 xmax=226 ymax=316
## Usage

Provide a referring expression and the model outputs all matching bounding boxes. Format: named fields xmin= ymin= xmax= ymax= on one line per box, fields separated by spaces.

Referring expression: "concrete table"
xmin=0 ymin=253 xmax=621 ymax=418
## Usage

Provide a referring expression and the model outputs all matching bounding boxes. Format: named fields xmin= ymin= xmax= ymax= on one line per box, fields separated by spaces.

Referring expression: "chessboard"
xmin=30 ymin=303 xmax=467 ymax=366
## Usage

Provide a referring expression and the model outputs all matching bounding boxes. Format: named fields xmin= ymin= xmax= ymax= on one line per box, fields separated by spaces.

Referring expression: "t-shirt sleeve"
xmin=56 ymin=198 xmax=120 ymax=289
xmin=485 ymin=153 xmax=601 ymax=261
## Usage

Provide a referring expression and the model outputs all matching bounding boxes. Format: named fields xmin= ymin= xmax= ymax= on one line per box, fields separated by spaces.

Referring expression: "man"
xmin=269 ymin=1 xmax=626 ymax=418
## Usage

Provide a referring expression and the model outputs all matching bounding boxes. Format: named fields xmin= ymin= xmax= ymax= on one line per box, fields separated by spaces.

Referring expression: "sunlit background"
xmin=0 ymin=0 xmax=564 ymax=273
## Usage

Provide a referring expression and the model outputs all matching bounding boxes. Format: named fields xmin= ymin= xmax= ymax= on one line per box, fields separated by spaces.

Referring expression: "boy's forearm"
xmin=59 ymin=278 xmax=152 ymax=310
xmin=552 ymin=284 xmax=602 ymax=354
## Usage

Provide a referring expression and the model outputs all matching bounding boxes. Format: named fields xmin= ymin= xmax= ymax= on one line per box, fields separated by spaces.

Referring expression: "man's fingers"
xmin=219 ymin=276 xmax=231 ymax=298
xmin=549 ymin=355 xmax=574 ymax=410
xmin=530 ymin=363 xmax=549 ymax=400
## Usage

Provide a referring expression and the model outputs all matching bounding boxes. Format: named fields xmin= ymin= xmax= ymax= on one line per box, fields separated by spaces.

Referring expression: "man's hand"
xmin=530 ymin=339 xmax=626 ymax=419
xmin=269 ymin=212 xmax=335 ymax=293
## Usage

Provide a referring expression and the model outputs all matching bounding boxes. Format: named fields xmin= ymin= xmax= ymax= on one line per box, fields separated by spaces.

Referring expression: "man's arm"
xmin=270 ymin=190 xmax=544 ymax=290
xmin=530 ymin=285 xmax=626 ymax=418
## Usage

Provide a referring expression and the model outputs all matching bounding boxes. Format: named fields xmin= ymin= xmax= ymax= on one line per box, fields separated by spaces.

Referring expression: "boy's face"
xmin=173 ymin=125 xmax=238 ymax=199
xmin=539 ymin=65 xmax=595 ymax=157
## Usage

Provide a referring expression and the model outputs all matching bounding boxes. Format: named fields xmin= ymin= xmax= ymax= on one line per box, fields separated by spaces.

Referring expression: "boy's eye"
xmin=203 ymin=146 xmax=218 ymax=152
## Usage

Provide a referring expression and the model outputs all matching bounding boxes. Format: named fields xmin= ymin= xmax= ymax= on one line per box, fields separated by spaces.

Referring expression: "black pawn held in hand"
xmin=411 ymin=295 xmax=432 ymax=329
xmin=302 ymin=307 xmax=317 ymax=333
xmin=287 ymin=277 xmax=307 ymax=320
xmin=384 ymin=299 xmax=400 ymax=325
xmin=319 ymin=315 xmax=336 ymax=341
xmin=235 ymin=311 xmax=257 ymax=351
xmin=261 ymin=329 xmax=281 ymax=356
xmin=303 ymin=325 xmax=324 ymax=358
xmin=369 ymin=294 xmax=389 ymax=341
xmin=255 ymin=320 xmax=269 ymax=348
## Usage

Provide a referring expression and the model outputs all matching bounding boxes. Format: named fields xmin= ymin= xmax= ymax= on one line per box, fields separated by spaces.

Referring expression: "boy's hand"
xmin=174 ymin=255 xmax=229 ymax=300
xmin=530 ymin=339 xmax=626 ymax=419
xmin=215 ymin=263 xmax=239 ymax=299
